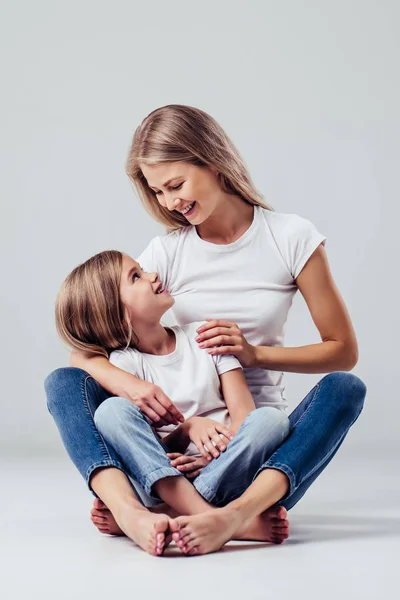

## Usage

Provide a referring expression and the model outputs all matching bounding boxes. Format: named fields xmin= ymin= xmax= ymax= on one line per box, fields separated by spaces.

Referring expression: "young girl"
xmin=55 ymin=249 xmax=290 ymax=555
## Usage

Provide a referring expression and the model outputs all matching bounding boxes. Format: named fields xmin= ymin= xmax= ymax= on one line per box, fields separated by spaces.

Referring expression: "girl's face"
xmin=119 ymin=255 xmax=174 ymax=326
xmin=140 ymin=161 xmax=223 ymax=225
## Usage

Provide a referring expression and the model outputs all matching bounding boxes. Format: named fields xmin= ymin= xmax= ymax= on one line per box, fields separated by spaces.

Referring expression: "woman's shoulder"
xmin=257 ymin=206 xmax=326 ymax=279
xmin=258 ymin=206 xmax=316 ymax=232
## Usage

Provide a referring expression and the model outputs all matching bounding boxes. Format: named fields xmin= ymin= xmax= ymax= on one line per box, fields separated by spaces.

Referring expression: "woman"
xmin=45 ymin=104 xmax=366 ymax=556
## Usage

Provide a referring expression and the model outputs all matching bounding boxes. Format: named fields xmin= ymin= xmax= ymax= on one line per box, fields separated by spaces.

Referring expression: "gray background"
xmin=1 ymin=0 xmax=398 ymax=458
xmin=1 ymin=3 xmax=399 ymax=598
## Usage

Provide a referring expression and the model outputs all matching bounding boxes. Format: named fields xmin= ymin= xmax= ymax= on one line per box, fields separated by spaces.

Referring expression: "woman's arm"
xmin=70 ymin=351 xmax=184 ymax=426
xmin=253 ymin=244 xmax=358 ymax=373
xmin=196 ymin=245 xmax=358 ymax=374
xmin=219 ymin=368 xmax=256 ymax=434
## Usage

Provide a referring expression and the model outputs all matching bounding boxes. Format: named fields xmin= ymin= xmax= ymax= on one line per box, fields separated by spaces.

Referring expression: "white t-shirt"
xmin=136 ymin=207 xmax=326 ymax=410
xmin=109 ymin=322 xmax=242 ymax=456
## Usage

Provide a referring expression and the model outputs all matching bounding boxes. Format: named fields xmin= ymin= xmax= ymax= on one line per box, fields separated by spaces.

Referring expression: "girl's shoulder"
xmin=109 ymin=346 xmax=142 ymax=376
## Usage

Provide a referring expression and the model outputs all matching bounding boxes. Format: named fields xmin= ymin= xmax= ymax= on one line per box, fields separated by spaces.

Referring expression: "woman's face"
xmin=140 ymin=162 xmax=223 ymax=225
xmin=119 ymin=255 xmax=174 ymax=326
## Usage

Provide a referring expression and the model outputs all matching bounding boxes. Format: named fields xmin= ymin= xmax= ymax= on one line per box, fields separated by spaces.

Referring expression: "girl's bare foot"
xmin=170 ymin=505 xmax=289 ymax=555
xmin=91 ymin=498 xmax=177 ymax=536
xmin=91 ymin=498 xmax=170 ymax=556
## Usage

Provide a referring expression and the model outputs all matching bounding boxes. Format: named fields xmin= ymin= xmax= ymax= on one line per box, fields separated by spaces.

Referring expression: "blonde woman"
xmin=45 ymin=104 xmax=366 ymax=556
xmin=55 ymin=250 xmax=290 ymax=556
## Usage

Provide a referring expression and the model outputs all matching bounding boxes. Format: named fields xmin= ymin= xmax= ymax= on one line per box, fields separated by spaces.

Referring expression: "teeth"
xmin=181 ymin=202 xmax=194 ymax=215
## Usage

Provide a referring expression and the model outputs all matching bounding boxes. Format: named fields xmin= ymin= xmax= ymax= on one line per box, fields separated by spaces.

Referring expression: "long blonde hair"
xmin=126 ymin=104 xmax=273 ymax=230
xmin=56 ymin=250 xmax=137 ymax=357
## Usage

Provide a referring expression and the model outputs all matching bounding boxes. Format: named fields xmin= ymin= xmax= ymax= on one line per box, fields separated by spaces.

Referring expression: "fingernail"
xmin=195 ymin=336 xmax=201 ymax=342
xmin=199 ymin=343 xmax=205 ymax=348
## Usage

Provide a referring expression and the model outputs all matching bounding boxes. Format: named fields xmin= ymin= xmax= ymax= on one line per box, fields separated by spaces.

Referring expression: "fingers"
xmin=155 ymin=389 xmax=185 ymax=424
xmin=196 ymin=319 xmax=237 ymax=334
xmin=166 ymin=453 xmax=183 ymax=459
xmin=196 ymin=326 xmax=232 ymax=343
xmin=215 ymin=423 xmax=234 ymax=441
xmin=209 ymin=431 xmax=227 ymax=453
xmin=169 ymin=455 xmax=196 ymax=468
xmin=185 ymin=468 xmax=204 ymax=479
xmin=201 ymin=435 xmax=220 ymax=458
xmin=145 ymin=398 xmax=177 ymax=426
xmin=193 ymin=438 xmax=213 ymax=461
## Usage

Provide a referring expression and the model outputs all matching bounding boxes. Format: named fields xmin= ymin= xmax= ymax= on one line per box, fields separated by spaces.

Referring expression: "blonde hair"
xmin=56 ymin=250 xmax=137 ymax=357
xmin=126 ymin=104 xmax=273 ymax=230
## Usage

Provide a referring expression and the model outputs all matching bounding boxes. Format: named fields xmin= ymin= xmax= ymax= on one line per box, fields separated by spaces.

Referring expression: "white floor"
xmin=1 ymin=452 xmax=398 ymax=600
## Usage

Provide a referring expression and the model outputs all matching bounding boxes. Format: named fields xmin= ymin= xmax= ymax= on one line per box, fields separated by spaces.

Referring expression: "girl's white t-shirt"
xmin=109 ymin=322 xmax=242 ymax=456
xmin=137 ymin=206 xmax=326 ymax=411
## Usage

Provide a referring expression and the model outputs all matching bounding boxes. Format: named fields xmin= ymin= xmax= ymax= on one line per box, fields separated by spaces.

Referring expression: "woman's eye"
xmin=132 ymin=273 xmax=140 ymax=282
xmin=171 ymin=183 xmax=183 ymax=190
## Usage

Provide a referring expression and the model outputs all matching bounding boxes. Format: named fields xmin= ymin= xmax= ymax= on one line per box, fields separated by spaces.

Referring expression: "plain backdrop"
xmin=0 ymin=0 xmax=399 ymax=458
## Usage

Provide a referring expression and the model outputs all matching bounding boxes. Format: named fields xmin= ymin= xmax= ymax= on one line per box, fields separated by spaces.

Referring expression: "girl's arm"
xmin=70 ymin=351 xmax=184 ymax=426
xmin=219 ymin=368 xmax=256 ymax=434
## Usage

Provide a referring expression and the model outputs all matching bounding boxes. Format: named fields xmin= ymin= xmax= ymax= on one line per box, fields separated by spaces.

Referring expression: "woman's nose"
xmin=165 ymin=193 xmax=180 ymax=212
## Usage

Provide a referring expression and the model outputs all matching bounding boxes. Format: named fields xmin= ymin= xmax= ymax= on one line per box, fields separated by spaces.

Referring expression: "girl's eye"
xmin=132 ymin=272 xmax=140 ymax=282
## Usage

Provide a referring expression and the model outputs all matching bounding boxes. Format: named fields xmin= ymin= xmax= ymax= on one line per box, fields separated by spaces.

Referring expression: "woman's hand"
xmin=167 ymin=453 xmax=209 ymax=479
xmin=185 ymin=416 xmax=234 ymax=461
xmin=195 ymin=319 xmax=257 ymax=368
xmin=122 ymin=376 xmax=185 ymax=427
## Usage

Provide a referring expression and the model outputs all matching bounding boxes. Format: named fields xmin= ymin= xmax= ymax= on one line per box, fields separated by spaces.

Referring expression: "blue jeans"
xmin=94 ymin=399 xmax=290 ymax=507
xmin=44 ymin=369 xmax=366 ymax=510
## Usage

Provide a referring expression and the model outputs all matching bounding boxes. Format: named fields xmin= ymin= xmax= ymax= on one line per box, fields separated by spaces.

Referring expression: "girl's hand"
xmin=185 ymin=417 xmax=234 ymax=461
xmin=195 ymin=319 xmax=257 ymax=368
xmin=167 ymin=453 xmax=209 ymax=479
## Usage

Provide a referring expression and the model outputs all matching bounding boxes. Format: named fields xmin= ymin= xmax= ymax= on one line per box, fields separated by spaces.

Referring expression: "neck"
xmin=196 ymin=195 xmax=254 ymax=244
xmin=134 ymin=322 xmax=175 ymax=355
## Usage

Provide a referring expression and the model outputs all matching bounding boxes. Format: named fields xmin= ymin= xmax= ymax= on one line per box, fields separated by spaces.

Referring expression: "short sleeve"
xmin=271 ymin=213 xmax=326 ymax=280
xmin=212 ymin=353 xmax=243 ymax=376
xmin=109 ymin=348 xmax=141 ymax=377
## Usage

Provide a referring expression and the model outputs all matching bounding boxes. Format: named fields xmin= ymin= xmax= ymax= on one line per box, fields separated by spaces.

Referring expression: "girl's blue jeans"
xmin=94 ymin=399 xmax=290 ymax=507
xmin=44 ymin=369 xmax=366 ymax=510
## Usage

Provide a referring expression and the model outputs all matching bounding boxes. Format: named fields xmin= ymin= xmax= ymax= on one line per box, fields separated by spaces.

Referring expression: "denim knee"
xmin=45 ymin=367 xmax=92 ymax=414
xmin=245 ymin=407 xmax=290 ymax=444
xmin=94 ymin=397 xmax=144 ymax=433
xmin=319 ymin=371 xmax=367 ymax=422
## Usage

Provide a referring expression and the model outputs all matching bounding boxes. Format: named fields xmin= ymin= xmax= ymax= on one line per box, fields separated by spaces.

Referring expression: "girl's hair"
xmin=126 ymin=104 xmax=273 ymax=230
xmin=56 ymin=250 xmax=137 ymax=357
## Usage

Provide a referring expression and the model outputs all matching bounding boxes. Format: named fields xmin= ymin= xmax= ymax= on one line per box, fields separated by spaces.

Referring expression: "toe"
xmin=154 ymin=518 xmax=169 ymax=534
xmin=277 ymin=507 xmax=287 ymax=519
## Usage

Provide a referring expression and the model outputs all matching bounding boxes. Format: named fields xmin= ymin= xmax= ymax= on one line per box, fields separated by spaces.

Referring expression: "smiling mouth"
xmin=181 ymin=202 xmax=195 ymax=216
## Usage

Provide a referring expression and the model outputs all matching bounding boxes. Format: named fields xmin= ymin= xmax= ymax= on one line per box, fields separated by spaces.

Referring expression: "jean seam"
xmin=85 ymin=459 xmax=126 ymax=486
xmin=285 ymin=406 xmax=363 ymax=501
xmin=143 ymin=466 xmax=182 ymax=497
xmin=193 ymin=479 xmax=216 ymax=503
xmin=290 ymin=382 xmax=320 ymax=430
xmin=258 ymin=383 xmax=321 ymax=496
xmin=81 ymin=374 xmax=115 ymax=465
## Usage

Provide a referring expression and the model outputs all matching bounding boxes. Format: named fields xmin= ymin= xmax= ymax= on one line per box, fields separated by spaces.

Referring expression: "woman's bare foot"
xmin=170 ymin=505 xmax=289 ymax=555
xmin=235 ymin=506 xmax=289 ymax=544
xmin=90 ymin=498 xmax=170 ymax=556
xmin=91 ymin=498 xmax=124 ymax=535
